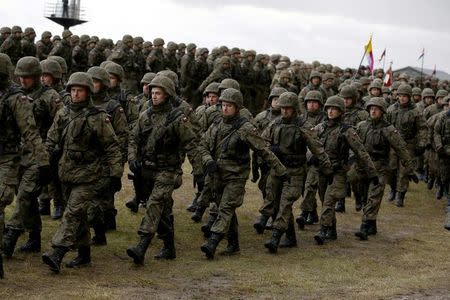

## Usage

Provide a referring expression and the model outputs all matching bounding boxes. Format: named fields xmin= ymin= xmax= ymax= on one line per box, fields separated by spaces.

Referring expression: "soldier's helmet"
xmin=48 ymin=56 xmax=68 ymax=74
xmin=323 ymin=72 xmax=335 ymax=81
xmin=442 ymin=95 xmax=450 ymax=105
xmin=149 ymin=75 xmax=176 ymax=97
xmin=204 ymin=82 xmax=220 ymax=96
xmin=365 ymin=97 xmax=387 ymax=113
xmin=141 ymin=72 xmax=157 ymax=85
xmin=219 ymin=88 xmax=243 ymax=108
xmin=24 ymin=27 xmax=36 ymax=36
xmin=0 ymin=53 xmax=13 ymax=76
xmin=421 ymin=88 xmax=435 ymax=98
xmin=153 ymin=38 xmax=165 ymax=47
xmin=435 ymin=89 xmax=449 ymax=98
xmin=66 ymin=72 xmax=94 ymax=93
xmin=412 ymin=87 xmax=422 ymax=96
xmin=15 ymin=56 xmax=42 ymax=77
xmin=280 ymin=70 xmax=292 ymax=80
xmin=167 ymin=41 xmax=179 ymax=51
xmin=0 ymin=27 xmax=11 ymax=35
xmin=87 ymin=66 xmax=110 ymax=87
xmin=277 ymin=92 xmax=298 ymax=108
xmin=397 ymin=84 xmax=412 ymax=96
xmin=268 ymin=87 xmax=288 ymax=101
xmin=340 ymin=85 xmax=358 ymax=101
xmin=104 ymin=62 xmax=124 ymax=82
xmin=309 ymin=70 xmax=322 ymax=81
xmin=382 ymin=86 xmax=390 ymax=94
xmin=157 ymin=70 xmax=179 ymax=88
xmin=40 ymin=59 xmax=62 ymax=79
xmin=324 ymin=95 xmax=345 ymax=112
xmin=122 ymin=34 xmax=133 ymax=44
xmin=305 ymin=90 xmax=324 ymax=105
xmin=219 ymin=78 xmax=240 ymax=92
xmin=368 ymin=80 xmax=382 ymax=92
xmin=11 ymin=26 xmax=22 ymax=34
xmin=62 ymin=29 xmax=72 ymax=39
xmin=186 ymin=43 xmax=197 ymax=52
xmin=80 ymin=34 xmax=90 ymax=44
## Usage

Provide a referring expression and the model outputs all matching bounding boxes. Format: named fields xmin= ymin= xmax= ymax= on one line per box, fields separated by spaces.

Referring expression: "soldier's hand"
xmin=369 ymin=176 xmax=379 ymax=186
xmin=110 ymin=177 xmax=122 ymax=192
xmin=408 ymin=174 xmax=419 ymax=184
xmin=278 ymin=173 xmax=291 ymax=184
xmin=128 ymin=160 xmax=142 ymax=174
xmin=37 ymin=165 xmax=52 ymax=186
xmin=206 ymin=160 xmax=218 ymax=175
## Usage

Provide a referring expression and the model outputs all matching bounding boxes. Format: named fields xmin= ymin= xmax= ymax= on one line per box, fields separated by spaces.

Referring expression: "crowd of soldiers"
xmin=0 ymin=26 xmax=449 ymax=279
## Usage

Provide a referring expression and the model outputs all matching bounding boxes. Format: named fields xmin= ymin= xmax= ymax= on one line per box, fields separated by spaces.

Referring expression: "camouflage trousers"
xmin=387 ymin=145 xmax=416 ymax=193
xmin=426 ymin=150 xmax=439 ymax=179
xmin=438 ymin=156 xmax=450 ymax=199
xmin=138 ymin=170 xmax=174 ymax=237
xmin=319 ymin=169 xmax=347 ymax=227
xmin=7 ymin=161 xmax=41 ymax=232
xmin=196 ymin=174 xmax=219 ymax=215
xmin=210 ymin=177 xmax=247 ymax=235
xmin=51 ymin=182 xmax=97 ymax=249
xmin=0 ymin=158 xmax=19 ymax=255
xmin=300 ymin=165 xmax=320 ymax=212
xmin=262 ymin=168 xmax=305 ymax=231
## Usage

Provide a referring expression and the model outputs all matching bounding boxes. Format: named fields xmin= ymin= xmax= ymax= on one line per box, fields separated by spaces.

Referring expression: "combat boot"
xmin=253 ymin=214 xmax=269 ymax=234
xmin=295 ymin=211 xmax=308 ymax=230
xmin=264 ymin=228 xmax=284 ymax=254
xmin=0 ymin=255 xmax=3 ymax=279
xmin=387 ymin=189 xmax=396 ymax=202
xmin=201 ymin=213 xmax=217 ymax=238
xmin=314 ymin=225 xmax=329 ymax=245
xmin=355 ymin=195 xmax=362 ymax=212
xmin=306 ymin=209 xmax=319 ymax=224
xmin=154 ymin=233 xmax=176 ymax=260
xmin=444 ymin=206 xmax=450 ymax=231
xmin=186 ymin=193 xmax=199 ymax=212
xmin=3 ymin=228 xmax=22 ymax=258
xmin=66 ymin=246 xmax=91 ymax=268
xmin=18 ymin=231 xmax=41 ymax=253
xmin=191 ymin=205 xmax=207 ymax=223
xmin=42 ymin=246 xmax=69 ymax=274
xmin=127 ymin=234 xmax=153 ymax=265
xmin=436 ymin=184 xmax=444 ymax=200
xmin=354 ymin=221 xmax=369 ymax=240
xmin=125 ymin=196 xmax=139 ymax=213
xmin=367 ymin=219 xmax=377 ymax=235
xmin=39 ymin=198 xmax=51 ymax=215
xmin=427 ymin=177 xmax=435 ymax=190
xmin=394 ymin=191 xmax=405 ymax=207
xmin=104 ymin=210 xmax=117 ymax=231
xmin=52 ymin=205 xmax=63 ymax=220
xmin=326 ymin=221 xmax=337 ymax=240
xmin=335 ymin=199 xmax=346 ymax=213
xmin=200 ymin=232 xmax=224 ymax=259
xmin=219 ymin=229 xmax=240 ymax=256
xmin=91 ymin=222 xmax=107 ymax=246
xmin=279 ymin=218 xmax=297 ymax=248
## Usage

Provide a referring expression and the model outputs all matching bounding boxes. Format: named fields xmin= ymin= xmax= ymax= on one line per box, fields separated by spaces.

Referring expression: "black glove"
xmin=110 ymin=177 xmax=122 ymax=192
xmin=408 ymin=174 xmax=419 ymax=184
xmin=369 ymin=176 xmax=379 ymax=186
xmin=193 ymin=174 xmax=205 ymax=189
xmin=414 ymin=146 xmax=426 ymax=156
xmin=128 ymin=160 xmax=142 ymax=174
xmin=278 ymin=174 xmax=291 ymax=184
xmin=94 ymin=177 xmax=111 ymax=195
xmin=37 ymin=165 xmax=51 ymax=186
xmin=206 ymin=160 xmax=218 ymax=175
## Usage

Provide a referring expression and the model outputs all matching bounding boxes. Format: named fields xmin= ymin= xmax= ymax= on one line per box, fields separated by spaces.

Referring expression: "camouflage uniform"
xmin=0 ymin=26 xmax=23 ymax=65
xmin=71 ymin=35 xmax=89 ymax=72
xmin=146 ymin=38 xmax=165 ymax=73
xmin=180 ymin=43 xmax=198 ymax=106
xmin=36 ymin=31 xmax=53 ymax=61
xmin=164 ymin=42 xmax=178 ymax=73
xmin=20 ymin=27 xmax=37 ymax=57
xmin=199 ymin=88 xmax=287 ymax=259
xmin=198 ymin=56 xmax=232 ymax=92
xmin=298 ymin=71 xmax=328 ymax=114
xmin=49 ymin=30 xmax=73 ymax=73
xmin=108 ymin=35 xmax=139 ymax=93
xmin=88 ymin=39 xmax=107 ymax=67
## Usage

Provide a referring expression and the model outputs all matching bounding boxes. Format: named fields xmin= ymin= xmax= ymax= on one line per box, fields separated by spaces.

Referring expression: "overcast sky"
xmin=1 ymin=0 xmax=449 ymax=72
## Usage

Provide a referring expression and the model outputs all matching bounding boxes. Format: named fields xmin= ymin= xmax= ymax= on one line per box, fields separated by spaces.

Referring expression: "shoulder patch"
xmin=119 ymin=107 xmax=124 ymax=113
xmin=105 ymin=117 xmax=110 ymax=122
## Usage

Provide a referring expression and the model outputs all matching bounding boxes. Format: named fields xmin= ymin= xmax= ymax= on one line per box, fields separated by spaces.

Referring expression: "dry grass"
xmin=1 ymin=162 xmax=449 ymax=299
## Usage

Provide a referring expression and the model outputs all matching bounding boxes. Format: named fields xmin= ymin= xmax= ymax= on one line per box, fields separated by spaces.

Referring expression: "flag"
xmin=432 ymin=65 xmax=436 ymax=76
xmin=418 ymin=48 xmax=425 ymax=60
xmin=378 ymin=48 xmax=386 ymax=62
xmin=365 ymin=35 xmax=374 ymax=73
xmin=384 ymin=64 xmax=393 ymax=87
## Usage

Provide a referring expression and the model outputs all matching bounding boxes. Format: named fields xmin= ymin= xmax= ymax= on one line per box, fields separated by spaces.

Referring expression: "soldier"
xmin=198 ymin=88 xmax=288 ymax=259
xmin=0 ymin=53 xmax=49 ymax=279
xmin=176 ymin=42 xmax=186 ymax=70
xmin=416 ymin=88 xmax=435 ymax=114
xmin=298 ymin=71 xmax=328 ymax=114
xmin=296 ymin=90 xmax=327 ymax=229
xmin=126 ymin=75 xmax=199 ymax=265
xmin=240 ymin=50 xmax=258 ymax=115
xmin=198 ymin=56 xmax=231 ymax=92
xmin=21 ymin=27 xmax=37 ymax=57
xmin=274 ymin=70 xmax=299 ymax=94
xmin=423 ymin=89 xmax=449 ymax=120
xmin=195 ymin=82 xmax=220 ymax=117
xmin=107 ymin=35 xmax=139 ymax=93
xmin=253 ymin=54 xmax=271 ymax=111
xmin=313 ymin=96 xmax=377 ymax=245
xmin=354 ymin=98 xmax=414 ymax=240
xmin=71 ymin=34 xmax=90 ymax=72
xmin=88 ymin=38 xmax=107 ymax=67
xmin=49 ymin=30 xmax=73 ymax=73
xmin=36 ymin=31 xmax=53 ymax=61
xmin=386 ymin=84 xmax=428 ymax=206
xmin=412 ymin=87 xmax=422 ymax=104
xmin=180 ymin=43 xmax=198 ymax=106
xmin=0 ymin=27 xmax=11 ymax=46
xmin=42 ymin=72 xmax=123 ymax=274
xmin=261 ymin=92 xmax=331 ymax=253
xmin=195 ymin=47 xmax=210 ymax=87
xmin=48 ymin=55 xmax=69 ymax=88
xmin=142 ymin=41 xmax=153 ymax=58
xmin=321 ymin=73 xmax=335 ymax=98
xmin=0 ymin=26 xmax=22 ymax=65
xmin=146 ymin=37 xmax=165 ymax=73
xmin=133 ymin=37 xmax=146 ymax=80
xmin=164 ymin=41 xmax=178 ymax=73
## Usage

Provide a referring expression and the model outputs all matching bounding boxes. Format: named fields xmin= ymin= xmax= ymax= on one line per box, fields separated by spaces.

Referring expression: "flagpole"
xmin=382 ymin=49 xmax=386 ymax=71
xmin=420 ymin=51 xmax=424 ymax=88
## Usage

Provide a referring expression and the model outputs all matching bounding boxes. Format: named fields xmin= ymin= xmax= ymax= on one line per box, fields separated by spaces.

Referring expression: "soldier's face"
xmin=92 ymin=79 xmax=102 ymax=93
xmin=311 ymin=77 xmax=320 ymax=85
xmin=306 ymin=100 xmax=320 ymax=113
xmin=327 ymin=107 xmax=341 ymax=119
xmin=41 ymin=74 xmax=55 ymax=86
xmin=19 ymin=76 xmax=36 ymax=89
xmin=143 ymin=83 xmax=149 ymax=95
xmin=271 ymin=97 xmax=279 ymax=110
xmin=207 ymin=93 xmax=219 ymax=106
xmin=398 ymin=94 xmax=410 ymax=106
xmin=370 ymin=88 xmax=381 ymax=97
xmin=151 ymin=87 xmax=167 ymax=106
xmin=423 ymin=96 xmax=434 ymax=106
xmin=109 ymin=74 xmax=119 ymax=88
xmin=71 ymin=86 xmax=88 ymax=103
xmin=222 ymin=101 xmax=237 ymax=117
xmin=412 ymin=95 xmax=421 ymax=103
xmin=369 ymin=106 xmax=383 ymax=120
xmin=344 ymin=98 xmax=354 ymax=108
xmin=281 ymin=107 xmax=295 ymax=118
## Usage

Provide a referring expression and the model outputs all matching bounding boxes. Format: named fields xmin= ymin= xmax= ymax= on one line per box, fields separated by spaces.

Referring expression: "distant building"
xmin=394 ymin=66 xmax=450 ymax=81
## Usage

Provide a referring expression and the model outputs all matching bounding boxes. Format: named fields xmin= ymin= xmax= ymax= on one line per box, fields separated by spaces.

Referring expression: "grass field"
xmin=1 ymin=163 xmax=449 ymax=299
